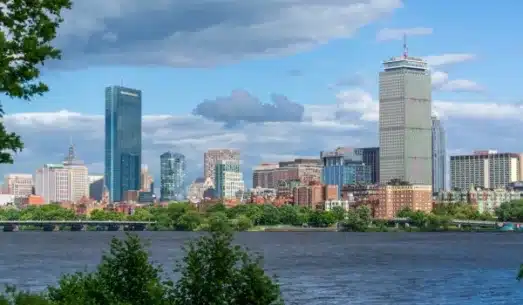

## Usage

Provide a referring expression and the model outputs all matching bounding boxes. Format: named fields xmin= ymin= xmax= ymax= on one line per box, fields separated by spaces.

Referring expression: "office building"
xmin=140 ymin=165 xmax=153 ymax=192
xmin=204 ymin=149 xmax=240 ymax=185
xmin=252 ymin=159 xmax=322 ymax=189
xmin=355 ymin=147 xmax=380 ymax=184
xmin=321 ymin=147 xmax=372 ymax=196
xmin=104 ymin=85 xmax=142 ymax=202
xmin=450 ymin=151 xmax=522 ymax=190
xmin=35 ymin=144 xmax=89 ymax=204
xmin=88 ymin=175 xmax=104 ymax=201
xmin=215 ymin=160 xmax=245 ymax=199
xmin=431 ymin=116 xmax=446 ymax=193
xmin=160 ymin=152 xmax=186 ymax=201
xmin=3 ymin=174 xmax=33 ymax=198
xmin=379 ymin=48 xmax=432 ymax=185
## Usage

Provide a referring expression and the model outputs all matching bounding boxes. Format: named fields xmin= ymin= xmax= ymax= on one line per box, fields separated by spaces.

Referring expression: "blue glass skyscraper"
xmin=321 ymin=147 xmax=372 ymax=196
xmin=104 ymin=86 xmax=142 ymax=203
xmin=160 ymin=152 xmax=186 ymax=201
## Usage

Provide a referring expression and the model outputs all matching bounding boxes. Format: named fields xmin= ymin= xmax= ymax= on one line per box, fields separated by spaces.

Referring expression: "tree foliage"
xmin=495 ymin=200 xmax=523 ymax=222
xmin=0 ymin=0 xmax=72 ymax=163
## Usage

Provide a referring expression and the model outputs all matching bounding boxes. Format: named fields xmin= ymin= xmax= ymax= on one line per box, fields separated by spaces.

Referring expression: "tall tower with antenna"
xmin=378 ymin=37 xmax=432 ymax=187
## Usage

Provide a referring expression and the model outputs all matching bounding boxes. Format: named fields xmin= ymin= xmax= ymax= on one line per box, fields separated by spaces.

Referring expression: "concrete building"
xmin=450 ymin=151 xmax=522 ymax=190
xmin=321 ymin=147 xmax=371 ymax=196
xmin=379 ymin=51 xmax=432 ymax=185
xmin=105 ymin=85 xmax=142 ymax=203
xmin=355 ymin=147 xmax=380 ymax=184
xmin=35 ymin=144 xmax=89 ymax=204
xmin=204 ymin=149 xmax=240 ymax=186
xmin=160 ymin=152 xmax=186 ymax=201
xmin=252 ymin=159 xmax=322 ymax=189
xmin=292 ymin=183 xmax=339 ymax=209
xmin=437 ymin=187 xmax=523 ymax=214
xmin=3 ymin=174 xmax=33 ymax=198
xmin=432 ymin=116 xmax=447 ymax=193
xmin=140 ymin=165 xmax=154 ymax=192
xmin=341 ymin=184 xmax=380 ymax=207
xmin=187 ymin=177 xmax=214 ymax=202
xmin=215 ymin=160 xmax=245 ymax=200
xmin=0 ymin=194 xmax=15 ymax=206
xmin=324 ymin=200 xmax=350 ymax=212
xmin=375 ymin=184 xmax=432 ymax=219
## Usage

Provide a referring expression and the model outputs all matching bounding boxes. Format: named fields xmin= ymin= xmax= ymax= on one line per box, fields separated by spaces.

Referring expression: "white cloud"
xmin=439 ymin=79 xmax=484 ymax=93
xmin=423 ymin=53 xmax=476 ymax=67
xmin=376 ymin=27 xmax=433 ymax=41
xmin=52 ymin=0 xmax=404 ymax=68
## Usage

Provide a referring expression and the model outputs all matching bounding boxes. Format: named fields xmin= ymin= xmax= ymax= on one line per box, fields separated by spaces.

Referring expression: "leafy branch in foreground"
xmin=0 ymin=0 xmax=72 ymax=163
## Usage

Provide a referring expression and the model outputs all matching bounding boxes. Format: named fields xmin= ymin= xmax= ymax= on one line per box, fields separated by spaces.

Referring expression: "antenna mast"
xmin=403 ymin=33 xmax=408 ymax=58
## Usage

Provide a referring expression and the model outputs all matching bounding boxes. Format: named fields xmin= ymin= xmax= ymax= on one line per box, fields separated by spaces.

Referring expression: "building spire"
xmin=403 ymin=33 xmax=408 ymax=59
xmin=64 ymin=137 xmax=76 ymax=164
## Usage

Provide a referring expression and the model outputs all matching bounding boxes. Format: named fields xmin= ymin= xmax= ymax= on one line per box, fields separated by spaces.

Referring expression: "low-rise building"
xmin=324 ymin=200 xmax=350 ymax=212
xmin=437 ymin=187 xmax=523 ymax=214
xmin=375 ymin=184 xmax=432 ymax=219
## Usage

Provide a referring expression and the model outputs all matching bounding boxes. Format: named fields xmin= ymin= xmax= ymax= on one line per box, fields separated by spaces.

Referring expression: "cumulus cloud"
xmin=50 ymin=0 xmax=403 ymax=68
xmin=192 ymin=90 xmax=305 ymax=125
xmin=431 ymin=71 xmax=484 ymax=93
xmin=423 ymin=53 xmax=476 ymax=67
xmin=376 ymin=27 xmax=433 ymax=41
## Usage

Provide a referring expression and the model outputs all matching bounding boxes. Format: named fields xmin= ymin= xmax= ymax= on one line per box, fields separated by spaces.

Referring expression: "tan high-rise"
xmin=204 ymin=149 xmax=240 ymax=186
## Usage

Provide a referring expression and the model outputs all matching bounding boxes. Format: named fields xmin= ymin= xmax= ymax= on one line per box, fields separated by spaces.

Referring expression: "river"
xmin=0 ymin=231 xmax=522 ymax=304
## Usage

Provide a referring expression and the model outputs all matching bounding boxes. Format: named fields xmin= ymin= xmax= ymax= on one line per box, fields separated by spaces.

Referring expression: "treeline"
xmin=0 ymin=229 xmax=285 ymax=305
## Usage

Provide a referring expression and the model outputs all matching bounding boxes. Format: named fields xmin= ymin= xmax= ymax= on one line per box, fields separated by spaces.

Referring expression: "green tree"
xmin=0 ymin=0 xmax=72 ymax=163
xmin=129 ymin=208 xmax=153 ymax=221
xmin=206 ymin=203 xmax=227 ymax=214
xmin=206 ymin=211 xmax=231 ymax=232
xmin=278 ymin=205 xmax=299 ymax=225
xmin=235 ymin=215 xmax=253 ymax=231
xmin=175 ymin=211 xmax=203 ymax=231
xmin=171 ymin=230 xmax=284 ymax=305
xmin=47 ymin=234 xmax=168 ymax=305
xmin=259 ymin=204 xmax=280 ymax=225
xmin=330 ymin=206 xmax=346 ymax=222
xmin=0 ymin=286 xmax=51 ymax=305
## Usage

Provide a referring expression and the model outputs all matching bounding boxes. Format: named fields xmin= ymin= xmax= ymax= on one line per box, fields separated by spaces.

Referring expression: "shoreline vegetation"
xmin=2 ymin=200 xmax=523 ymax=233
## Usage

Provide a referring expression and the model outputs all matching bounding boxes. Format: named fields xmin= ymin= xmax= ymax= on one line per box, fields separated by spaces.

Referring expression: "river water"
xmin=0 ymin=232 xmax=522 ymax=304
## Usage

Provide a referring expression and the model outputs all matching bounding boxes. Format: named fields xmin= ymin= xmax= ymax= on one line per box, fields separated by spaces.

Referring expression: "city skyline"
xmin=1 ymin=1 xmax=521 ymax=187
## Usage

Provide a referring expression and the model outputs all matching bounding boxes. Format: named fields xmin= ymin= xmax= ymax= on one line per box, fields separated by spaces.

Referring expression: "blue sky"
xmin=2 ymin=0 xmax=522 ymax=188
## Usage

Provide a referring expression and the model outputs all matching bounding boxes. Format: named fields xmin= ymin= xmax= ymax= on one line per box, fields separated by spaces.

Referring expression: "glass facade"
xmin=104 ymin=86 xmax=142 ymax=202
xmin=321 ymin=148 xmax=372 ymax=196
xmin=432 ymin=116 xmax=447 ymax=193
xmin=355 ymin=147 xmax=380 ymax=184
xmin=160 ymin=152 xmax=186 ymax=201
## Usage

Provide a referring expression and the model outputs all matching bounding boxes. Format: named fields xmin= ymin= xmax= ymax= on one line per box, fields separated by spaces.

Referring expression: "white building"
xmin=324 ymin=200 xmax=350 ymax=212
xmin=215 ymin=160 xmax=245 ymax=200
xmin=0 ymin=194 xmax=15 ymax=206
xmin=379 ymin=51 xmax=432 ymax=185
xmin=450 ymin=151 xmax=522 ymax=190
xmin=3 ymin=174 xmax=33 ymax=197
xmin=187 ymin=177 xmax=214 ymax=202
xmin=34 ymin=143 xmax=90 ymax=204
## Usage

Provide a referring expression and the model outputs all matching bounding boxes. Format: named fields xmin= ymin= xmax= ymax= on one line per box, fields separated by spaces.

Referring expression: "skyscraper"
xmin=355 ymin=147 xmax=380 ymax=184
xmin=431 ymin=116 xmax=446 ymax=193
xmin=379 ymin=46 xmax=432 ymax=185
xmin=160 ymin=152 xmax=186 ymax=201
xmin=204 ymin=149 xmax=240 ymax=186
xmin=104 ymin=86 xmax=142 ymax=203
xmin=215 ymin=160 xmax=245 ymax=199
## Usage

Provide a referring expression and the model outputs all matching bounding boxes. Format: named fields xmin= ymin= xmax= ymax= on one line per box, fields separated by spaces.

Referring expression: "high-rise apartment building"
xmin=104 ymin=86 xmax=142 ymax=202
xmin=450 ymin=151 xmax=522 ymax=190
xmin=160 ymin=152 xmax=186 ymax=201
xmin=3 ymin=174 xmax=33 ymax=197
xmin=431 ymin=116 xmax=446 ymax=193
xmin=215 ymin=160 xmax=245 ymax=199
xmin=379 ymin=51 xmax=432 ymax=185
xmin=35 ymin=144 xmax=89 ymax=204
xmin=355 ymin=147 xmax=380 ymax=184
xmin=204 ymin=149 xmax=240 ymax=185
